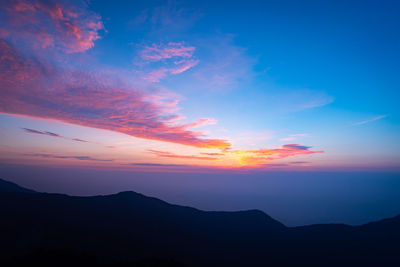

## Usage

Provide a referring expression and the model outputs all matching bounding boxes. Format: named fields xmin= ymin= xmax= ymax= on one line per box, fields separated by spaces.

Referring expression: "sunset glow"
xmin=0 ymin=0 xmax=399 ymax=172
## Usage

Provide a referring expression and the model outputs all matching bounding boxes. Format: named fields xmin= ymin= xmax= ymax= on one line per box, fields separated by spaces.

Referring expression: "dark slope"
xmin=0 ymin=179 xmax=285 ymax=266
xmin=0 ymin=178 xmax=36 ymax=193
xmin=0 ymin=178 xmax=399 ymax=266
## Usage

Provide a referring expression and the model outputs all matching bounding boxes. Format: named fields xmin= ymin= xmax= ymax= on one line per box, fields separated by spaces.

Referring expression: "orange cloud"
xmin=148 ymin=149 xmax=218 ymax=161
xmin=199 ymin=144 xmax=323 ymax=167
xmin=224 ymin=144 xmax=323 ymax=166
xmin=147 ymin=144 xmax=322 ymax=167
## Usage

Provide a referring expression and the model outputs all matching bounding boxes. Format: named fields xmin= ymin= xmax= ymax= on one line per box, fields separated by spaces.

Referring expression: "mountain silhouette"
xmin=0 ymin=178 xmax=399 ymax=266
xmin=0 ymin=178 xmax=37 ymax=194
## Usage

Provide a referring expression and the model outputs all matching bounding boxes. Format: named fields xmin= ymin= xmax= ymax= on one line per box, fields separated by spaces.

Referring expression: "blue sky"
xmin=0 ymin=0 xmax=399 ymax=170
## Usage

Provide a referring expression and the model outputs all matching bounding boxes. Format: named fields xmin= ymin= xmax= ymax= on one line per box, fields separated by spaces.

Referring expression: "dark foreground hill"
xmin=0 ymin=178 xmax=399 ymax=266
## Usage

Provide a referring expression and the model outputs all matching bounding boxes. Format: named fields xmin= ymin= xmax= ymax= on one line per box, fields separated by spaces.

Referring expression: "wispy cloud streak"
xmin=131 ymin=162 xmax=187 ymax=167
xmin=23 ymin=153 xmax=113 ymax=162
xmin=148 ymin=149 xmax=218 ymax=161
xmin=354 ymin=115 xmax=388 ymax=125
xmin=22 ymin=127 xmax=89 ymax=142
xmin=138 ymin=42 xmax=199 ymax=82
xmin=140 ymin=42 xmax=195 ymax=62
xmin=183 ymin=118 xmax=217 ymax=129
xmin=280 ymin=133 xmax=310 ymax=141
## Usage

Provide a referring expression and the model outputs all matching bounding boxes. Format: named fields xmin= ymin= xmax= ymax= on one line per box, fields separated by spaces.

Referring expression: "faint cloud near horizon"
xmin=23 ymin=153 xmax=114 ymax=162
xmin=22 ymin=128 xmax=89 ymax=143
xmin=131 ymin=162 xmax=186 ymax=167
xmin=353 ymin=115 xmax=388 ymax=125
xmin=280 ymin=133 xmax=310 ymax=142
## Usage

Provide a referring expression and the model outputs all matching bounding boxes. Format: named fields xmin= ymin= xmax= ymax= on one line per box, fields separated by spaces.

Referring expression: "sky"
xmin=1 ymin=0 xmax=399 ymax=172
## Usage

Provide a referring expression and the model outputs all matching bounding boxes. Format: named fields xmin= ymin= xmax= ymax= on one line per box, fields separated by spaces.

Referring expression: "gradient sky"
xmin=1 ymin=0 xmax=399 ymax=172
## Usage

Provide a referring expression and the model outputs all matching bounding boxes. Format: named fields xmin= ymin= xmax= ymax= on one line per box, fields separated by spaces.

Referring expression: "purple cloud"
xmin=23 ymin=153 xmax=113 ymax=162
xmin=22 ymin=128 xmax=88 ymax=142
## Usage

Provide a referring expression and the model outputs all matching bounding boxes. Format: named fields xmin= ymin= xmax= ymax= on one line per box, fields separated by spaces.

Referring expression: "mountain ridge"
xmin=0 ymin=178 xmax=37 ymax=194
xmin=0 ymin=178 xmax=399 ymax=266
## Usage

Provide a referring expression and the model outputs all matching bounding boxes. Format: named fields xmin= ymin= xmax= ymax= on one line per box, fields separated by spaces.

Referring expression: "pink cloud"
xmin=0 ymin=0 xmax=104 ymax=53
xmin=0 ymin=40 xmax=230 ymax=149
xmin=143 ymin=68 xmax=169 ymax=82
xmin=138 ymin=42 xmax=199 ymax=82
xmin=140 ymin=42 xmax=195 ymax=62
xmin=141 ymin=91 xmax=182 ymax=114
xmin=170 ymin=59 xmax=199 ymax=74
xmin=143 ymin=59 xmax=199 ymax=82
xmin=280 ymin=137 xmax=295 ymax=141
xmin=0 ymin=0 xmax=322 ymax=163
xmin=184 ymin=118 xmax=217 ymax=129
